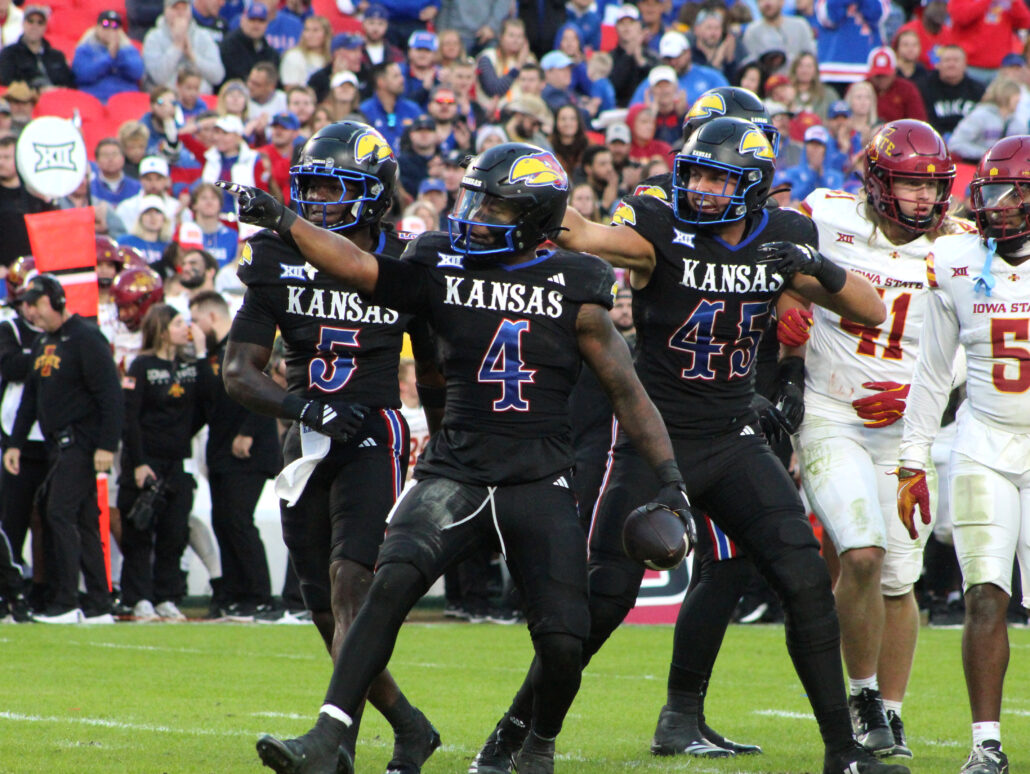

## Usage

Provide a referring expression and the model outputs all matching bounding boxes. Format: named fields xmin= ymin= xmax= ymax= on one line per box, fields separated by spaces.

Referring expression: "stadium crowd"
xmin=0 ymin=0 xmax=1029 ymax=773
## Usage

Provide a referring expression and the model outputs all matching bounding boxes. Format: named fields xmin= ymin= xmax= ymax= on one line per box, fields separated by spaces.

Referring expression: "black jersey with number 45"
xmin=231 ymin=226 xmax=416 ymax=408
xmin=371 ymin=232 xmax=616 ymax=485
xmin=612 ymin=192 xmax=817 ymax=438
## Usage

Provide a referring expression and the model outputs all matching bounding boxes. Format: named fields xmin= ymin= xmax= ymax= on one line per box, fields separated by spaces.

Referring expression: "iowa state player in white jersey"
xmin=897 ymin=136 xmax=1030 ymax=774
xmin=795 ymin=119 xmax=972 ymax=759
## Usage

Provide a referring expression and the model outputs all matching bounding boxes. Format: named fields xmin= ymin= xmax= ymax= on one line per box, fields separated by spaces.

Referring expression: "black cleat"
xmin=960 ymin=741 xmax=1009 ymax=774
xmin=700 ymin=718 xmax=763 ymax=755
xmin=513 ymin=731 xmax=554 ymax=774
xmin=386 ymin=706 xmax=441 ymax=774
xmin=469 ymin=714 xmax=529 ymax=774
xmin=886 ymin=710 xmax=912 ymax=759
xmin=849 ymin=688 xmax=895 ymax=756
xmin=257 ymin=715 xmax=348 ymax=774
xmin=650 ymin=705 xmax=733 ymax=758
xmin=824 ymin=741 xmax=912 ymax=774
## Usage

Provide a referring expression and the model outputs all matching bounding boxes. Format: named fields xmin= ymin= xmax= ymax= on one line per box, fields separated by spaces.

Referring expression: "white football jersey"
xmin=800 ymin=189 xmax=970 ymax=425
xmin=900 ymin=232 xmax=1030 ymax=466
xmin=98 ymin=299 xmax=142 ymax=374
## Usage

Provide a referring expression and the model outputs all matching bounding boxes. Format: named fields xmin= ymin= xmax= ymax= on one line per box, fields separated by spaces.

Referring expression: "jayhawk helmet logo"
xmin=239 ymin=241 xmax=254 ymax=266
xmin=611 ymin=202 xmax=636 ymax=226
xmin=738 ymin=129 xmax=775 ymax=160
xmin=686 ymin=92 xmax=727 ymax=121
xmin=632 ymin=184 xmax=669 ymax=200
xmin=354 ymin=130 xmax=393 ymax=164
xmin=508 ymin=152 xmax=569 ymax=190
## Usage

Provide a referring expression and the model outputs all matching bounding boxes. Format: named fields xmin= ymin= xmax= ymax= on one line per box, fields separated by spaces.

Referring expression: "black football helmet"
xmin=448 ymin=142 xmax=568 ymax=265
xmin=673 ymin=116 xmax=776 ymax=225
xmin=289 ymin=120 xmax=397 ymax=233
xmin=681 ymin=86 xmax=779 ymax=154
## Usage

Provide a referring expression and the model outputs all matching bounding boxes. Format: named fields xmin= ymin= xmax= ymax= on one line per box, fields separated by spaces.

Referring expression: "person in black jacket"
xmin=0 ymin=5 xmax=74 ymax=89
xmin=218 ymin=2 xmax=280 ymax=87
xmin=189 ymin=290 xmax=280 ymax=618
xmin=3 ymin=275 xmax=124 ymax=624
xmin=117 ymin=302 xmax=214 ymax=622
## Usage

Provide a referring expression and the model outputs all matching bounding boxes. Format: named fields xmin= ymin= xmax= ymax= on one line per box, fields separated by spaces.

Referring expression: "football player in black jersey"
xmin=220 ymin=121 xmax=441 ymax=774
xmin=217 ymin=141 xmax=691 ymax=774
xmin=477 ymin=117 xmax=907 ymax=774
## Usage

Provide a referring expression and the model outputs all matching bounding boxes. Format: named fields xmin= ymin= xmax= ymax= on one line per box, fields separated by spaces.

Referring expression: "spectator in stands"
xmin=641 ymin=65 xmax=687 ymax=145
xmin=0 ymin=5 xmax=72 ymax=89
xmin=920 ymin=43 xmax=985 ymax=139
xmin=511 ymin=61 xmax=543 ymax=105
xmin=0 ymin=135 xmax=50 ymax=267
xmin=144 ymin=0 xmax=224 ymax=92
xmin=949 ymin=77 xmax=1022 ymax=162
xmin=215 ymin=79 xmax=264 ymax=142
xmin=637 ymin=0 xmax=667 ymax=53
xmin=502 ymin=95 xmax=552 ymax=147
xmin=279 ymin=13 xmax=329 ymax=87
xmin=1000 ymin=52 xmax=1030 ymax=136
xmin=163 ymin=240 xmax=218 ymax=297
xmin=285 ymin=84 xmax=316 ymax=133
xmin=691 ymin=8 xmax=739 ymax=83
xmin=61 ymin=169 xmax=128 ymax=239
xmin=378 ymin=0 xmax=438 ymax=51
xmin=742 ymin=0 xmax=815 ymax=70
xmin=610 ymin=5 xmax=657 ymax=106
xmin=118 ymin=120 xmax=151 ymax=178
xmin=825 ymin=98 xmax=857 ymax=171
xmin=554 ymin=23 xmax=593 ymax=102
xmin=427 ymin=87 xmax=472 ymax=153
xmin=72 ymin=11 xmax=144 ymax=101
xmin=117 ymin=155 xmax=179 ymax=225
xmin=92 ymin=138 xmax=142 ymax=207
xmin=186 ymin=182 xmax=239 ymax=265
xmin=866 ymin=46 xmax=928 ymax=123
xmin=843 ymin=79 xmax=878 ymax=164
xmin=201 ymin=114 xmax=277 ymax=209
xmin=626 ymin=103 xmax=672 ymax=164
xmin=734 ymin=61 xmax=763 ymax=95
xmin=117 ymin=303 xmax=211 ymax=623
xmin=141 ymin=86 xmax=181 ymax=156
xmin=247 ymin=61 xmax=287 ymax=126
xmin=600 ymin=123 xmax=634 ymax=194
xmin=586 ymin=51 xmax=615 ymax=113
xmin=440 ymin=57 xmax=482 ymax=127
xmin=192 ymin=0 xmax=228 ymax=43
xmin=474 ymin=122 xmax=506 ymax=153
xmin=791 ymin=52 xmax=838 ymax=120
xmin=245 ymin=0 xmax=299 ymax=56
xmin=437 ymin=0 xmax=511 ymax=54
xmin=360 ymin=4 xmax=404 ymax=71
xmin=549 ymin=103 xmax=588 ymax=176
xmin=814 ymin=0 xmax=886 ymax=85
xmin=637 ymin=30 xmax=726 ymax=107
xmin=220 ymin=2 xmax=279 ymax=84
xmin=257 ymin=111 xmax=299 ymax=201
xmin=569 ymin=181 xmax=602 ymax=222
xmin=893 ymin=29 xmax=930 ymax=91
xmin=360 ymin=61 xmax=423 ymax=150
xmin=766 ymin=99 xmax=801 ymax=166
xmin=560 ymin=0 xmax=600 ymax=52
xmin=275 ymin=0 xmax=311 ymax=47
xmin=121 ymin=196 xmax=174 ymax=265
xmin=476 ymin=18 xmax=533 ymax=114
xmin=437 ymin=28 xmax=467 ymax=68
xmin=309 ymin=104 xmax=331 ymax=133
xmin=949 ymin=0 xmax=1030 ymax=83
xmin=397 ymin=115 xmax=439 ymax=198
xmin=0 ymin=98 xmax=9 ymax=134
xmin=308 ymin=32 xmax=363 ymax=104
xmin=540 ymin=50 xmax=577 ymax=114
xmin=896 ymin=0 xmax=953 ymax=69
xmin=175 ymin=64 xmax=208 ymax=120
xmin=780 ymin=124 xmax=844 ymax=202
xmin=403 ymin=30 xmax=440 ymax=107
xmin=322 ymin=70 xmax=363 ymax=122
xmin=128 ymin=0 xmax=165 ymax=42
xmin=0 ymin=0 xmax=24 ymax=54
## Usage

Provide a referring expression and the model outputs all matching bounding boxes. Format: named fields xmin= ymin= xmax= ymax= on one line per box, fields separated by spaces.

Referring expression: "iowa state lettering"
xmin=680 ymin=259 xmax=784 ymax=293
xmin=286 ymin=286 xmax=400 ymax=324
xmin=444 ymin=276 xmax=564 ymax=318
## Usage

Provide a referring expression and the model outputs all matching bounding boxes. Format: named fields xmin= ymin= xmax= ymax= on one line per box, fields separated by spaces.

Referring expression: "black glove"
xmin=650 ymin=460 xmax=697 ymax=553
xmin=299 ymin=400 xmax=368 ymax=443
xmin=773 ymin=355 xmax=806 ymax=433
xmin=757 ymin=241 xmax=847 ymax=293
xmin=215 ymin=180 xmax=297 ymax=236
xmin=752 ymin=393 xmax=793 ymax=443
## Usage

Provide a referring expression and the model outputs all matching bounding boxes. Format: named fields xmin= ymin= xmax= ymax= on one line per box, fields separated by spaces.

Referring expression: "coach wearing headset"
xmin=3 ymin=274 xmax=124 ymax=624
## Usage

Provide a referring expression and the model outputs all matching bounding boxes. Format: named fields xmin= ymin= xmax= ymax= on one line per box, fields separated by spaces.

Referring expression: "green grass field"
xmin=2 ymin=617 xmax=1028 ymax=773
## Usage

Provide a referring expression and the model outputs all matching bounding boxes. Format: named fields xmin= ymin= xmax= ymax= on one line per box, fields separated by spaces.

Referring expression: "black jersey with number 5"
xmin=371 ymin=232 xmax=616 ymax=485
xmin=613 ymin=193 xmax=817 ymax=438
xmin=231 ymin=226 xmax=415 ymax=408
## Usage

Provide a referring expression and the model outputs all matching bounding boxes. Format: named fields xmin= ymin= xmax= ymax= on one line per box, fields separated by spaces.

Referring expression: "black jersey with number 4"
xmin=613 ymin=193 xmax=817 ymax=438
xmin=371 ymin=232 xmax=616 ymax=485
xmin=231 ymin=226 xmax=415 ymax=408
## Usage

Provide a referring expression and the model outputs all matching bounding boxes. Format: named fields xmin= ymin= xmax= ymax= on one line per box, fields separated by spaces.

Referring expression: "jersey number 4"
xmin=308 ymin=326 xmax=359 ymax=393
xmin=479 ymin=319 xmax=536 ymax=411
xmin=669 ymin=300 xmax=769 ymax=380
xmin=991 ymin=318 xmax=1030 ymax=393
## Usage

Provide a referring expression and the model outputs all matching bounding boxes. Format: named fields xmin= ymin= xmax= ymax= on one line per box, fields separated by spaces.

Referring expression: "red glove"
xmin=895 ymin=467 xmax=931 ymax=540
xmin=777 ymin=307 xmax=814 ymax=347
xmin=851 ymin=381 xmax=910 ymax=428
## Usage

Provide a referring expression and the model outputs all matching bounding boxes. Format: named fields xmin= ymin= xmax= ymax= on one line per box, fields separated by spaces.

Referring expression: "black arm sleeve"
xmin=368 ymin=254 xmax=432 ymax=317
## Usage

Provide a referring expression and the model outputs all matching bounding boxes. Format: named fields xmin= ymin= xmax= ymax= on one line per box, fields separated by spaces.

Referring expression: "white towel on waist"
xmin=274 ymin=425 xmax=332 ymax=506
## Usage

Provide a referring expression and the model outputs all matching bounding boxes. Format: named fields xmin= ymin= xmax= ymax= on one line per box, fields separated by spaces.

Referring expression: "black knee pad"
xmin=534 ymin=632 xmax=583 ymax=678
xmin=770 ymin=546 xmax=840 ymax=655
xmin=588 ymin=551 xmax=645 ymax=609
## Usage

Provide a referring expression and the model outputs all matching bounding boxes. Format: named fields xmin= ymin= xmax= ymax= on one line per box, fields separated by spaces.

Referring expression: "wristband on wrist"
xmin=277 ymin=205 xmax=298 ymax=237
xmin=281 ymin=393 xmax=308 ymax=421
xmin=416 ymin=383 xmax=446 ymax=409
xmin=655 ymin=459 xmax=684 ymax=487
xmin=814 ymin=257 xmax=847 ymax=293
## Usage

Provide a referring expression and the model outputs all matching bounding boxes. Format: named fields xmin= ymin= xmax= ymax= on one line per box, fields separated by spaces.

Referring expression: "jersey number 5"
xmin=479 ymin=319 xmax=536 ymax=411
xmin=309 ymin=325 xmax=359 ymax=393
xmin=991 ymin=318 xmax=1030 ymax=393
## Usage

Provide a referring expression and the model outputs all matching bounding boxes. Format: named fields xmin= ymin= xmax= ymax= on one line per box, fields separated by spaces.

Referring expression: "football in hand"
xmin=622 ymin=503 xmax=689 ymax=571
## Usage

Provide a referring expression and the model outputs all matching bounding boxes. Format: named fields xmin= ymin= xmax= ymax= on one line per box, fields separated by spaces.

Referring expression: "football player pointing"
xmin=218 ymin=142 xmax=689 ymax=774
xmin=898 ymin=135 xmax=1030 ymax=774
xmin=796 ymin=119 xmax=968 ymax=760
xmin=481 ymin=116 xmax=901 ymax=774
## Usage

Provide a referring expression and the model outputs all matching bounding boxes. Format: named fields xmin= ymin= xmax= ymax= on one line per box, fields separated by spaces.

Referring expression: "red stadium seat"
xmin=953 ymin=161 xmax=976 ymax=200
xmin=599 ymin=24 xmax=617 ymax=52
xmin=310 ymin=0 xmax=361 ymax=34
xmin=106 ymin=91 xmax=152 ymax=125
xmin=34 ymin=88 xmax=105 ymax=123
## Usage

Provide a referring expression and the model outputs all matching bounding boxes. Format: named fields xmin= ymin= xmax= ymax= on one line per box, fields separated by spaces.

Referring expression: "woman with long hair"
xmin=476 ymin=18 xmax=534 ymax=113
xmin=569 ymin=182 xmax=603 ymax=223
xmin=791 ymin=52 xmax=838 ymax=120
xmin=549 ymin=104 xmax=589 ymax=175
xmin=280 ymin=15 xmax=331 ymax=87
xmin=844 ymin=80 xmax=880 ymax=172
xmin=188 ymin=183 xmax=240 ymax=267
xmin=118 ymin=303 xmax=213 ymax=621
xmin=216 ymin=79 xmax=263 ymax=141
xmin=734 ymin=62 xmax=763 ymax=97
xmin=437 ymin=28 xmax=467 ymax=69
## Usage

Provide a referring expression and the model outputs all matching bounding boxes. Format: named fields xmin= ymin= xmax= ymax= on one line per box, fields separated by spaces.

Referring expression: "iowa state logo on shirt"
xmin=34 ymin=344 xmax=60 ymax=376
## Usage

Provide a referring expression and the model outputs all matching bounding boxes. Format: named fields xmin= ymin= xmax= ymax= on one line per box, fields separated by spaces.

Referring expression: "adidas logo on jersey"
xmin=548 ymin=273 xmax=566 ymax=286
xmin=739 ymin=425 xmax=755 ymax=436
xmin=358 ymin=438 xmax=377 ymax=448
xmin=672 ymin=229 xmax=695 ymax=247
xmin=553 ymin=475 xmax=569 ymax=488
xmin=437 ymin=253 xmax=465 ymax=268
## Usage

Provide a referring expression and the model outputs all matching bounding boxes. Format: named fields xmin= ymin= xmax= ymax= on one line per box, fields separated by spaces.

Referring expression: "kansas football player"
xmin=221 ymin=121 xmax=440 ymax=774
xmin=218 ymin=141 xmax=690 ymax=774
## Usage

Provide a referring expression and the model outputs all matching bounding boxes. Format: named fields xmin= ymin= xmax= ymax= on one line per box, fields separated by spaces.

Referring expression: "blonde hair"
xmin=845 ymin=80 xmax=878 ymax=126
xmin=217 ymin=79 xmax=251 ymax=120
xmin=983 ymin=76 xmax=1021 ymax=108
xmin=117 ymin=120 xmax=150 ymax=147
xmin=790 ymin=53 xmax=826 ymax=103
